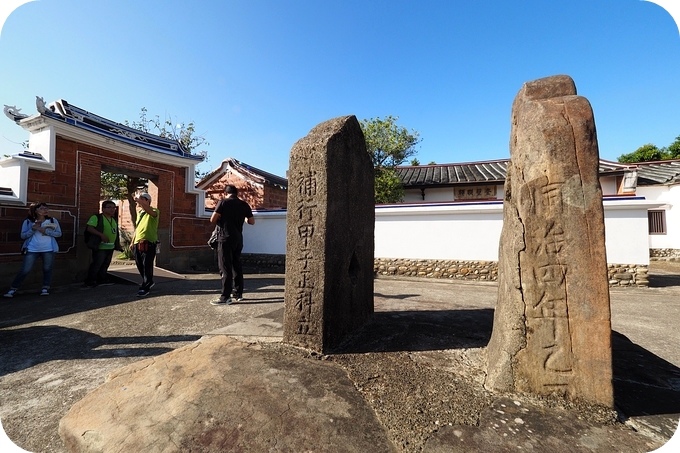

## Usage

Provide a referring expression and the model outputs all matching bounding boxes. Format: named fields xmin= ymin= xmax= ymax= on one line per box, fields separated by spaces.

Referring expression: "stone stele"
xmin=484 ymin=75 xmax=613 ymax=407
xmin=283 ymin=115 xmax=375 ymax=353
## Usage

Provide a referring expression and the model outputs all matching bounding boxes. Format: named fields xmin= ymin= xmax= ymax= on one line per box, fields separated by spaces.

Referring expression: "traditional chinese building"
xmin=0 ymin=97 xmax=214 ymax=288
xmin=395 ymin=159 xmax=639 ymax=203
xmin=197 ymin=158 xmax=288 ymax=210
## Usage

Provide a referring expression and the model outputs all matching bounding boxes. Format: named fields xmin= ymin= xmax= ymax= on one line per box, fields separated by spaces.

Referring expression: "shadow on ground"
xmin=648 ymin=274 xmax=680 ymax=288
xmin=332 ymin=308 xmax=680 ymax=421
xmin=612 ymin=330 xmax=680 ymax=417
xmin=0 ymin=276 xmax=285 ymax=329
xmin=335 ymin=309 xmax=494 ymax=353
xmin=0 ymin=325 xmax=201 ymax=376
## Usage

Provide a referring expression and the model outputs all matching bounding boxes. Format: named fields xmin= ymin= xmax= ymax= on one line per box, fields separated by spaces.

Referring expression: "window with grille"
xmin=648 ymin=210 xmax=666 ymax=235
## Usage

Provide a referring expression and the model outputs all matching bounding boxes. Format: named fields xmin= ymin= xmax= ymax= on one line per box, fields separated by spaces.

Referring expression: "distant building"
xmin=197 ymin=158 xmax=288 ymax=210
xmin=631 ymin=160 xmax=680 ymax=258
xmin=0 ymin=97 xmax=212 ymax=287
xmin=395 ymin=159 xmax=638 ymax=203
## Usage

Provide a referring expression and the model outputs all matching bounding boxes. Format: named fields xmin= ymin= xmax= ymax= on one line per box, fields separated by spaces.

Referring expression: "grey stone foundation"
xmin=650 ymin=248 xmax=680 ymax=259
xmin=374 ymin=258 xmax=498 ymax=281
xmin=607 ymin=264 xmax=649 ymax=287
xmin=240 ymin=254 xmax=648 ymax=287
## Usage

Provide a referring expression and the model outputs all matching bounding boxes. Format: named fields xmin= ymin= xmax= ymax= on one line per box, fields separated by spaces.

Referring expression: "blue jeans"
xmin=10 ymin=251 xmax=56 ymax=289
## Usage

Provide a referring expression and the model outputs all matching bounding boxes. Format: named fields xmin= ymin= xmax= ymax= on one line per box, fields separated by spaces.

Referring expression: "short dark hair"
xmin=102 ymin=200 xmax=116 ymax=210
xmin=225 ymin=185 xmax=238 ymax=195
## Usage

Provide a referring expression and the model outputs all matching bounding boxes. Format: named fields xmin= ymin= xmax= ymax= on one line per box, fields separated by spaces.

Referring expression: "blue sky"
xmin=0 ymin=0 xmax=679 ymax=178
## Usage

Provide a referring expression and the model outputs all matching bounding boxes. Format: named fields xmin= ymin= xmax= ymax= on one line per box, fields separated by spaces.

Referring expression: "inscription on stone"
xmin=292 ymin=169 xmax=319 ymax=336
xmin=485 ymin=75 xmax=613 ymax=407
xmin=283 ymin=116 xmax=375 ymax=353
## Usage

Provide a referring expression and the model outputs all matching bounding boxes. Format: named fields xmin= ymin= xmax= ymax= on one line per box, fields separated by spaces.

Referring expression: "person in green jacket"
xmin=83 ymin=200 xmax=120 ymax=288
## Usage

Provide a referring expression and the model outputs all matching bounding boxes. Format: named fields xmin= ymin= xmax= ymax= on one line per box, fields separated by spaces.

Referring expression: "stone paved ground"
xmin=1 ymin=262 xmax=679 ymax=452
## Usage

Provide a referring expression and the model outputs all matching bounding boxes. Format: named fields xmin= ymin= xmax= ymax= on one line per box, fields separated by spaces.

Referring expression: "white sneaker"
xmin=210 ymin=298 xmax=233 ymax=306
xmin=3 ymin=289 xmax=16 ymax=298
xmin=40 ymin=288 xmax=49 ymax=296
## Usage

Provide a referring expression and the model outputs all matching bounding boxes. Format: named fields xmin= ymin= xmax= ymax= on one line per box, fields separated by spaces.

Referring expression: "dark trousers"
xmin=134 ymin=241 xmax=157 ymax=289
xmin=217 ymin=239 xmax=244 ymax=299
xmin=85 ymin=249 xmax=114 ymax=285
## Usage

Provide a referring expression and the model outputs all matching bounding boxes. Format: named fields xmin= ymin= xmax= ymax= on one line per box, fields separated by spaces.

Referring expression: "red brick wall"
xmin=0 ymin=135 xmax=215 ymax=288
xmin=203 ymin=171 xmax=287 ymax=210
xmin=263 ymin=185 xmax=288 ymax=209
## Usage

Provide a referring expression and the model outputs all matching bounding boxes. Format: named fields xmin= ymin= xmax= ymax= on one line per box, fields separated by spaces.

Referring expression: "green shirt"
xmin=87 ymin=214 xmax=118 ymax=250
xmin=135 ymin=208 xmax=159 ymax=243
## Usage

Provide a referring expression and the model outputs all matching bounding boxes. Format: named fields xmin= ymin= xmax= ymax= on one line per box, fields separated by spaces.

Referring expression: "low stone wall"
xmin=607 ymin=264 xmax=649 ymax=287
xmin=650 ymin=248 xmax=680 ymax=259
xmin=374 ymin=258 xmax=498 ymax=281
xmin=242 ymin=253 xmax=286 ymax=273
xmin=240 ymin=254 xmax=648 ymax=287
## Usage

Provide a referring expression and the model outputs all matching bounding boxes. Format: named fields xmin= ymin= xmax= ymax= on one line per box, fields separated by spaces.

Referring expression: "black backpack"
xmin=83 ymin=214 xmax=103 ymax=250
xmin=84 ymin=214 xmax=121 ymax=250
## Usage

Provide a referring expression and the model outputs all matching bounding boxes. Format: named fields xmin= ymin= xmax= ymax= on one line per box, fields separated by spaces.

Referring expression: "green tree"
xmin=410 ymin=158 xmax=420 ymax=166
xmin=124 ymin=107 xmax=210 ymax=177
xmin=374 ymin=168 xmax=405 ymax=204
xmin=101 ymin=108 xmax=210 ymax=225
xmin=618 ymin=144 xmax=668 ymax=163
xmin=360 ymin=116 xmax=421 ymax=203
xmin=667 ymin=135 xmax=680 ymax=159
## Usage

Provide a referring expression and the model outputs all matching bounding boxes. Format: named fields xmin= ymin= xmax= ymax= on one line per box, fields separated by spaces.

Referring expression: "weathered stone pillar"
xmin=283 ymin=115 xmax=375 ymax=353
xmin=485 ymin=75 xmax=613 ymax=407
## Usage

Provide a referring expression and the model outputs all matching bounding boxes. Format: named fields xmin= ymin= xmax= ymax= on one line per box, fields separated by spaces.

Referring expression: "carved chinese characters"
xmin=485 ymin=75 xmax=613 ymax=407
xmin=283 ymin=116 xmax=375 ymax=353
xmin=292 ymin=170 xmax=320 ymax=336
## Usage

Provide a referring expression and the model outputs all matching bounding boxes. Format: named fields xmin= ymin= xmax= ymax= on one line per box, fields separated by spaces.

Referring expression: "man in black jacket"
xmin=209 ymin=185 xmax=254 ymax=305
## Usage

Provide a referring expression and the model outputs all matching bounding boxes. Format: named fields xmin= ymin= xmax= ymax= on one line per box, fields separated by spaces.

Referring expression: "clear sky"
xmin=1 ymin=0 xmax=679 ymax=178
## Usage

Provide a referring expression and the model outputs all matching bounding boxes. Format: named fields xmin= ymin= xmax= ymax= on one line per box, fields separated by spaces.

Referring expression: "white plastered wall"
xmin=243 ymin=199 xmax=657 ymax=265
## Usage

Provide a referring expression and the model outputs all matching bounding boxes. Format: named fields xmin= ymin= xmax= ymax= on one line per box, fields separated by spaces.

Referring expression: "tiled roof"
xmin=396 ymin=158 xmax=630 ymax=187
xmin=396 ymin=159 xmax=508 ymax=186
xmin=231 ymin=158 xmax=288 ymax=189
xmin=5 ymin=98 xmax=202 ymax=161
xmin=632 ymin=160 xmax=680 ymax=185
xmin=198 ymin=157 xmax=288 ymax=189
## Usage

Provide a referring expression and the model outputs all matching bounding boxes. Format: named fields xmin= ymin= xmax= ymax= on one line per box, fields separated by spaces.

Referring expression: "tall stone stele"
xmin=485 ymin=75 xmax=613 ymax=407
xmin=283 ymin=115 xmax=375 ymax=353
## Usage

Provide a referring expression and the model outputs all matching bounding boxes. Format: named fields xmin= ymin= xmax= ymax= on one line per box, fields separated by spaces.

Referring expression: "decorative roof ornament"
xmin=36 ymin=96 xmax=49 ymax=114
xmin=3 ymin=104 xmax=28 ymax=122
xmin=4 ymin=97 xmax=203 ymax=161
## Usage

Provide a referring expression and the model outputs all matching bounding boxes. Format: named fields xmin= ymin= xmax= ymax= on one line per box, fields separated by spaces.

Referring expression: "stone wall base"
xmin=607 ymin=264 xmax=649 ymax=287
xmin=374 ymin=258 xmax=498 ymax=281
xmin=243 ymin=254 xmax=649 ymax=287
xmin=242 ymin=254 xmax=286 ymax=273
xmin=240 ymin=254 xmax=648 ymax=287
xmin=650 ymin=248 xmax=680 ymax=259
